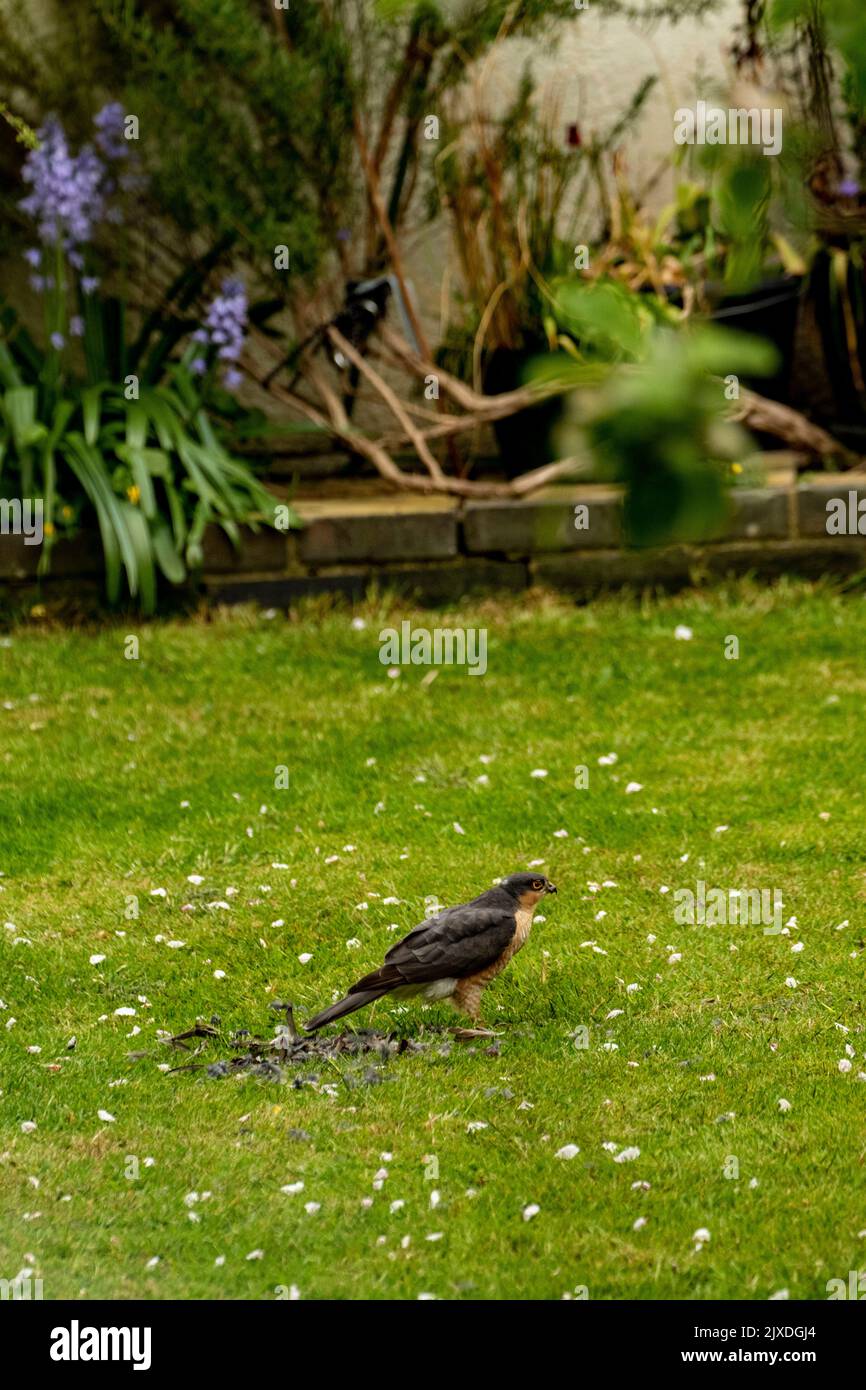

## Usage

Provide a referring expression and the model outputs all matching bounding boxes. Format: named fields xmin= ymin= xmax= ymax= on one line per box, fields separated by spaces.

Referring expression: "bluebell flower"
xmin=93 ymin=102 xmax=129 ymax=161
xmin=20 ymin=116 xmax=105 ymax=254
xmin=194 ymin=277 xmax=248 ymax=391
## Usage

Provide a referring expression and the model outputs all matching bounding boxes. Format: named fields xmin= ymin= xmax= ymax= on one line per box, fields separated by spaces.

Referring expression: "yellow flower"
xmin=31 ymin=603 xmax=47 ymax=619
xmin=731 ymin=462 xmax=743 ymax=475
xmin=61 ymin=505 xmax=73 ymax=520
xmin=127 ymin=485 xmax=141 ymax=504
xmin=44 ymin=521 xmax=55 ymax=536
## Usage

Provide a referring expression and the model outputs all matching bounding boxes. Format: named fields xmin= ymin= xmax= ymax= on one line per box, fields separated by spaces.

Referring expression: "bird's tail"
xmin=304 ymin=985 xmax=391 ymax=1032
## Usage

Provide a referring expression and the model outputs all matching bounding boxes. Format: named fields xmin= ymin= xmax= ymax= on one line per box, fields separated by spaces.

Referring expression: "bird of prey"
xmin=304 ymin=872 xmax=557 ymax=1033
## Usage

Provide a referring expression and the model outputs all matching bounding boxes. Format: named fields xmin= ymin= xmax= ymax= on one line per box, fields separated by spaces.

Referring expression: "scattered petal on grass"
xmin=555 ymin=1144 xmax=580 ymax=1160
xmin=522 ymin=1204 xmax=540 ymax=1221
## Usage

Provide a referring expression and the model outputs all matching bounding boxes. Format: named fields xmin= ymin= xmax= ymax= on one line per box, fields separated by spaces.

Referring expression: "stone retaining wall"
xmin=3 ymin=478 xmax=866 ymax=608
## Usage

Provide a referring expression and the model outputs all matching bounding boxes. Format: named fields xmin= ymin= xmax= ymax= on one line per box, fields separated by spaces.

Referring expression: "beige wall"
xmin=409 ymin=1 xmax=744 ymax=337
xmin=531 ymin=1 xmax=742 ymax=197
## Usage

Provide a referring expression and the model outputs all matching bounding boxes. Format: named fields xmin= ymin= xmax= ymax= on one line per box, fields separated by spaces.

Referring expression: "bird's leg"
xmin=449 ymin=989 xmax=501 ymax=1039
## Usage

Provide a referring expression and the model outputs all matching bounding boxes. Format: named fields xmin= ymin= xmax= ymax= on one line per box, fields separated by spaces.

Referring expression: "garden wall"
xmin=4 ymin=475 xmax=866 ymax=611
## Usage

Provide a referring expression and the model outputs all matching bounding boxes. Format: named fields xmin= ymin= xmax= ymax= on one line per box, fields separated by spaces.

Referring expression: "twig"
xmin=354 ymin=113 xmax=431 ymax=360
xmin=325 ymin=326 xmax=445 ymax=481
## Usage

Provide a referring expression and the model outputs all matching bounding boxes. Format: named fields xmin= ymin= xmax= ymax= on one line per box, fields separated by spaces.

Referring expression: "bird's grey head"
xmin=500 ymin=872 xmax=558 ymax=903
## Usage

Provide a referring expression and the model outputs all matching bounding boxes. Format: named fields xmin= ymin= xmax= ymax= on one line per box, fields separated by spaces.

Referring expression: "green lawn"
xmin=1 ymin=579 xmax=865 ymax=1301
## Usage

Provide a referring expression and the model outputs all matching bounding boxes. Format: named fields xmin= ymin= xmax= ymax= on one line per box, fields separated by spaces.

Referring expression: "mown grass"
xmin=1 ymin=578 xmax=865 ymax=1301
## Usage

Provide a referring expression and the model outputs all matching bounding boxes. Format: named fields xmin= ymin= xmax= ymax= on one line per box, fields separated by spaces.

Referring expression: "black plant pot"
xmin=708 ymin=275 xmax=803 ymax=405
xmin=806 ymin=247 xmax=866 ymax=445
xmin=483 ymin=344 xmax=565 ymax=477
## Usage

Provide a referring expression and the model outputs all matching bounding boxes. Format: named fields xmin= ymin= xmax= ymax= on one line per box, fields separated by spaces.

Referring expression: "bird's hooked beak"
xmin=546 ymin=882 xmax=558 ymax=894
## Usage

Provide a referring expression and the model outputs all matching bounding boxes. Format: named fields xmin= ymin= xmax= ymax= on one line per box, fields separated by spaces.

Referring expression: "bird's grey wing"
xmin=384 ymin=909 xmax=449 ymax=959
xmin=377 ymin=905 xmax=516 ymax=985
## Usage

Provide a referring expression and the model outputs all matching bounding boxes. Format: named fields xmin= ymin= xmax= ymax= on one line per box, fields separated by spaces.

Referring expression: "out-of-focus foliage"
xmin=543 ymin=281 xmax=779 ymax=546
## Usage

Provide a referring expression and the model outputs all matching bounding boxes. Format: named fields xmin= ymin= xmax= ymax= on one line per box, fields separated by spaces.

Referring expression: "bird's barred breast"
xmin=452 ymin=905 xmax=535 ymax=1012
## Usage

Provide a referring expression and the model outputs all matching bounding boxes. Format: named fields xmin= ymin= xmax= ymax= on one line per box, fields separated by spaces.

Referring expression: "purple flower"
xmin=50 ymin=331 xmax=65 ymax=350
xmin=24 ymin=248 xmax=41 ymax=267
xmin=93 ymin=102 xmax=129 ymax=161
xmin=20 ymin=105 xmax=142 ymax=270
xmin=191 ymin=357 xmax=207 ymax=376
xmin=20 ymin=117 xmax=106 ymax=253
xmin=70 ymin=315 xmax=84 ymax=338
xmin=193 ymin=277 xmax=248 ymax=380
xmin=839 ymin=177 xmax=860 ymax=198
xmin=81 ymin=276 xmax=100 ymax=295
xmin=222 ymin=367 xmax=243 ymax=390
